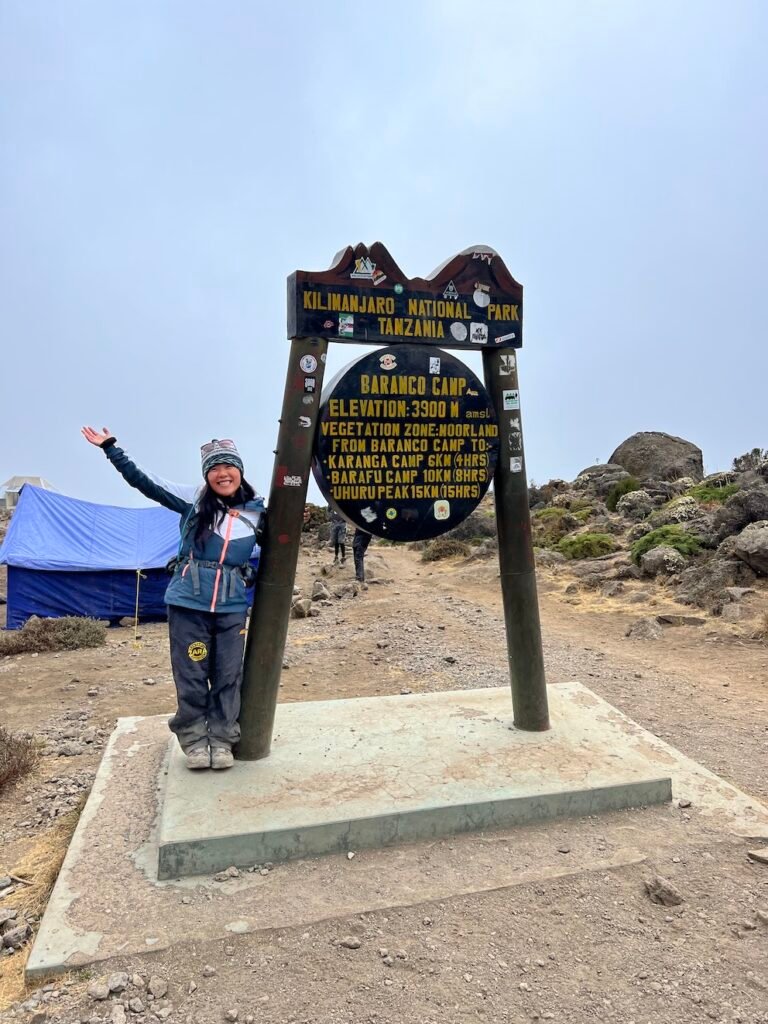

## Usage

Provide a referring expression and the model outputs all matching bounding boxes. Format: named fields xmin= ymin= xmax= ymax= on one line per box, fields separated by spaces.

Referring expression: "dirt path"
xmin=1 ymin=542 xmax=768 ymax=1022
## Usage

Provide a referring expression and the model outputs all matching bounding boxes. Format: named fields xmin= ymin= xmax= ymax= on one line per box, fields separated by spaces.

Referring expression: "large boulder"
xmin=609 ymin=432 xmax=704 ymax=483
xmin=731 ymin=521 xmax=768 ymax=576
xmin=673 ymin=557 xmax=756 ymax=611
xmin=713 ymin=485 xmax=768 ymax=542
xmin=615 ymin=489 xmax=655 ymax=521
xmin=640 ymin=546 xmax=688 ymax=577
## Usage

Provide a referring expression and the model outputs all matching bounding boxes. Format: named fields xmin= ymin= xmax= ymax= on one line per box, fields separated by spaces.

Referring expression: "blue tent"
xmin=0 ymin=485 xmax=180 ymax=629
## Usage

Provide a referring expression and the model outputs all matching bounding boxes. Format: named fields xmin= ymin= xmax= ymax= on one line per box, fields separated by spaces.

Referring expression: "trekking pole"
xmin=133 ymin=569 xmax=146 ymax=648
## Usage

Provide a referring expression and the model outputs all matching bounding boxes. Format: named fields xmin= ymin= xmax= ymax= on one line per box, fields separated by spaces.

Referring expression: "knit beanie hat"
xmin=201 ymin=439 xmax=245 ymax=478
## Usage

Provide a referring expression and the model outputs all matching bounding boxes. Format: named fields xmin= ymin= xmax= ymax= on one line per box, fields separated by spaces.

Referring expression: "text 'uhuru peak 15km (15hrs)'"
xmin=312 ymin=345 xmax=499 ymax=542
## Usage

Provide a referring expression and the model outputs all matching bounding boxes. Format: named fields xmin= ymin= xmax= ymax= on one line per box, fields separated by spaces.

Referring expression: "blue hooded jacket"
xmin=103 ymin=443 xmax=264 ymax=613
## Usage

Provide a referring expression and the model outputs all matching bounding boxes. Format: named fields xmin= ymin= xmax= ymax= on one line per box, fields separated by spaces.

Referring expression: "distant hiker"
xmin=82 ymin=427 xmax=263 ymax=772
xmin=328 ymin=507 xmax=347 ymax=565
xmin=352 ymin=528 xmax=372 ymax=587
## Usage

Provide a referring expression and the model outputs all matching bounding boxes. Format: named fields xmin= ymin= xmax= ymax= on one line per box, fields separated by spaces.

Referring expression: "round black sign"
xmin=312 ymin=345 xmax=499 ymax=541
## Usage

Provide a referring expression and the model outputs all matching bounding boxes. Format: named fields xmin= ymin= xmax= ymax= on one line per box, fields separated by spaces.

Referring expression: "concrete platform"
xmin=158 ymin=685 xmax=672 ymax=879
xmin=26 ymin=683 xmax=768 ymax=978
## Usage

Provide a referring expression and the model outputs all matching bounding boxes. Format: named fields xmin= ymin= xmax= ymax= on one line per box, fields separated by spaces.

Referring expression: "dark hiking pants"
xmin=352 ymin=530 xmax=371 ymax=582
xmin=330 ymin=522 xmax=346 ymax=559
xmin=167 ymin=606 xmax=247 ymax=752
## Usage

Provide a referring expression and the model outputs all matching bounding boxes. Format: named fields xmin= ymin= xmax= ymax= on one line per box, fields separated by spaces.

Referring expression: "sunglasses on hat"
xmin=200 ymin=439 xmax=237 ymax=455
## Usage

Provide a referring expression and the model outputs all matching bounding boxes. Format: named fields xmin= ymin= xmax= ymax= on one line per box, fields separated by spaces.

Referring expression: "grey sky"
xmin=1 ymin=1 xmax=765 ymax=507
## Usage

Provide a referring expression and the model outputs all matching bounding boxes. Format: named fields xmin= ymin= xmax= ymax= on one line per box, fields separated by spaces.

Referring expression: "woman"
xmin=82 ymin=427 xmax=264 ymax=771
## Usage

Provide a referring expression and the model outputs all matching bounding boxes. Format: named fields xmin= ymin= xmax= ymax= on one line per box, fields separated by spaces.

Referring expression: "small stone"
xmin=213 ymin=865 xmax=241 ymax=881
xmin=143 ymin=677 xmax=157 ymax=686
xmin=87 ymin=688 xmax=99 ymax=697
xmin=644 ymin=874 xmax=684 ymax=906
xmin=464 ymin=974 xmax=473 ymax=983
xmin=339 ymin=936 xmax=362 ymax=949
xmin=557 ymin=845 xmax=571 ymax=854
xmin=187 ymin=982 xmax=197 ymax=995
xmin=444 ymin=655 xmax=457 ymax=664
xmin=0 ymin=876 xmax=13 ymax=890
xmin=180 ymin=895 xmax=192 ymax=905
xmin=2 ymin=923 xmax=31 ymax=949
xmin=245 ymin=1017 xmax=254 ymax=1024
xmin=108 ymin=972 xmax=129 ymax=993
xmin=748 ymin=848 xmax=768 ymax=865
xmin=422 ymin=916 xmax=432 ymax=926
xmin=0 ymin=908 xmax=18 ymax=927
xmin=224 ymin=945 xmax=235 ymax=956
xmin=129 ymin=974 xmax=145 ymax=989
xmin=347 ymin=851 xmax=355 ymax=860
xmin=756 ymin=909 xmax=768 ymax=926
xmin=87 ymin=980 xmax=110 ymax=1001
xmin=202 ymin=965 xmax=217 ymax=978
xmin=128 ymin=999 xmax=144 ymax=1013
xmin=224 ymin=1011 xmax=238 ymax=1022
xmin=156 ymin=1009 xmax=173 ymax=1021
xmin=678 ymin=798 xmax=692 ymax=809
xmin=519 ymin=982 xmax=531 ymax=992
xmin=111 ymin=1006 xmax=127 ymax=1024
xmin=148 ymin=976 xmax=168 ymax=999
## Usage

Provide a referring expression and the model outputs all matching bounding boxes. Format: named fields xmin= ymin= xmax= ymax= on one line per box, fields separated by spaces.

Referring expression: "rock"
xmin=641 ymin=546 xmax=688 ymax=577
xmin=626 ymin=590 xmax=651 ymax=604
xmin=720 ymin=603 xmax=742 ymax=622
xmin=609 ymin=432 xmax=703 ymax=482
xmin=564 ymin=582 xmax=579 ymax=595
xmin=147 ymin=976 xmax=168 ymax=999
xmin=747 ymin=849 xmax=768 ymax=865
xmin=648 ymin=497 xmax=714 ymax=537
xmin=725 ymin=586 xmax=756 ymax=602
xmin=129 ymin=973 xmax=145 ymax=989
xmin=311 ymin=580 xmax=331 ymax=601
xmin=224 ymin=1011 xmax=238 ymax=1022
xmin=290 ymin=598 xmax=313 ymax=619
xmin=108 ymin=972 xmax=129 ymax=993
xmin=87 ymin=980 xmax=111 ymax=1001
xmin=573 ymin=463 xmax=631 ymax=497
xmin=110 ymin=1006 xmax=127 ymax=1024
xmin=644 ymin=874 xmax=684 ymax=906
xmin=656 ymin=614 xmax=706 ymax=627
xmin=714 ymin=485 xmax=768 ymax=541
xmin=202 ymin=965 xmax=217 ymax=977
xmin=534 ymin=548 xmax=567 ymax=567
xmin=674 ymin=557 xmax=756 ymax=611
xmin=615 ymin=489 xmax=655 ymax=521
xmin=56 ymin=741 xmax=86 ymax=757
xmin=732 ymin=521 xmax=768 ymax=575
xmin=339 ymin=936 xmax=362 ymax=949
xmin=625 ymin=618 xmax=663 ymax=641
xmin=142 ymin=677 xmax=156 ymax=686
xmin=0 ymin=876 xmax=12 ymax=891
xmin=0 ymin=909 xmax=18 ymax=927
xmin=2 ymin=923 xmax=31 ymax=948
xmin=214 ymin=866 xmax=241 ymax=881
xmin=128 ymin=998 xmax=144 ymax=1013
xmin=601 ymin=581 xmax=624 ymax=597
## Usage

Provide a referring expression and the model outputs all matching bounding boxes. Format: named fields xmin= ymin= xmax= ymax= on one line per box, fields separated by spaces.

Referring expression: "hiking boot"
xmin=185 ymin=747 xmax=210 ymax=770
xmin=340 ymin=557 xmax=346 ymax=565
xmin=211 ymin=746 xmax=234 ymax=770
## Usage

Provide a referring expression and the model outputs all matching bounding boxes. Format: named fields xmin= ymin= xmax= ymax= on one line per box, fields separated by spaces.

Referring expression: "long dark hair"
xmin=193 ymin=479 xmax=256 ymax=545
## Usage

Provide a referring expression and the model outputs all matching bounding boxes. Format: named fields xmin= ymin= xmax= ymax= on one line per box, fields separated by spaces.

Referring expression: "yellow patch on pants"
xmin=187 ymin=641 xmax=208 ymax=662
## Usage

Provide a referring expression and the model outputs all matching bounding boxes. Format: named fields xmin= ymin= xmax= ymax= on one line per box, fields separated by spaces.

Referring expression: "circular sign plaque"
xmin=312 ymin=345 xmax=499 ymax=541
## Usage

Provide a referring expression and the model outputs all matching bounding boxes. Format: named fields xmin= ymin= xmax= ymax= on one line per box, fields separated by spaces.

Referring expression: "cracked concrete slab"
xmin=26 ymin=683 xmax=768 ymax=979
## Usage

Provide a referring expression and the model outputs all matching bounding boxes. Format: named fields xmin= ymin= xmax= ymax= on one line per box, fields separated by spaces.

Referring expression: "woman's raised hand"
xmin=81 ymin=426 xmax=114 ymax=448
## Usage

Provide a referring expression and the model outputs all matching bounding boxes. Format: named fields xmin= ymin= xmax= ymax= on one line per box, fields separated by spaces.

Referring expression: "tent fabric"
xmin=0 ymin=484 xmax=180 ymax=571
xmin=5 ymin=567 xmax=169 ymax=630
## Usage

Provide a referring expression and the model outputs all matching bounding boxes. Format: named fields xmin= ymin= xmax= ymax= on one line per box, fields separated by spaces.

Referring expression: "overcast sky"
xmin=1 ymin=1 xmax=766 ymax=507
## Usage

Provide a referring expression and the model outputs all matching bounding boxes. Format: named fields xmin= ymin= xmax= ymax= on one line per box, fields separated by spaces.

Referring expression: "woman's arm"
xmin=81 ymin=426 xmax=195 ymax=514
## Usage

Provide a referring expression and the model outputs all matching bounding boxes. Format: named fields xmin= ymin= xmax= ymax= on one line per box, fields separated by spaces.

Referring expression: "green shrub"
xmin=630 ymin=525 xmax=702 ymax=565
xmin=606 ymin=476 xmax=641 ymax=512
xmin=421 ymin=537 xmax=471 ymax=562
xmin=572 ymin=506 xmax=594 ymax=523
xmin=0 ymin=616 xmax=107 ymax=655
xmin=556 ymin=533 xmax=617 ymax=559
xmin=0 ymin=726 xmax=40 ymax=793
xmin=686 ymin=483 xmax=739 ymax=504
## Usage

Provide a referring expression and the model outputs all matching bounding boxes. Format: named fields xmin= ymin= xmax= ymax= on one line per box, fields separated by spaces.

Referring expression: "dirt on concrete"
xmin=1 ymin=539 xmax=768 ymax=1023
